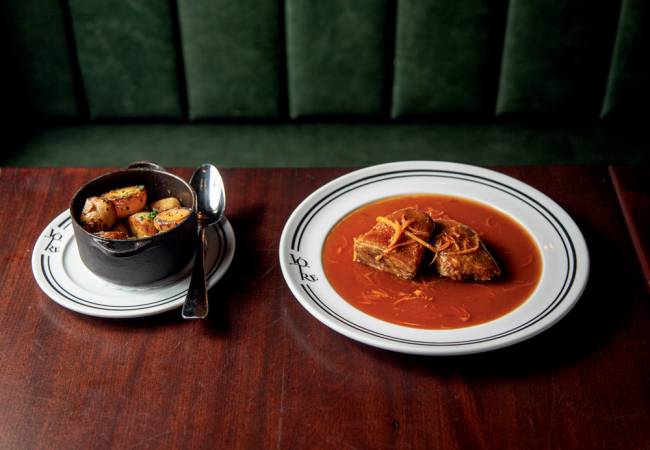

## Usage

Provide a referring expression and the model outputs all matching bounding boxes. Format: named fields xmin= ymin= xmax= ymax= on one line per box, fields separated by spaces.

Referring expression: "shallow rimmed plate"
xmin=32 ymin=210 xmax=235 ymax=318
xmin=279 ymin=161 xmax=589 ymax=355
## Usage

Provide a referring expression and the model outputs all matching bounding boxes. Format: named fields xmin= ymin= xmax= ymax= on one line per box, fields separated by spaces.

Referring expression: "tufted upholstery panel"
xmin=392 ymin=0 xmax=506 ymax=118
xmin=68 ymin=0 xmax=183 ymax=118
xmin=3 ymin=0 xmax=80 ymax=117
xmin=601 ymin=0 xmax=650 ymax=119
xmin=178 ymin=0 xmax=283 ymax=119
xmin=496 ymin=0 xmax=620 ymax=118
xmin=286 ymin=0 xmax=391 ymax=117
xmin=4 ymin=0 xmax=648 ymax=121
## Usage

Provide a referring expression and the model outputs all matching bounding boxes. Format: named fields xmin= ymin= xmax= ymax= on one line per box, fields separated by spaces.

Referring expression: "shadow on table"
xmin=38 ymin=206 xmax=264 ymax=336
xmin=283 ymin=216 xmax=644 ymax=379
xmin=372 ymin=218 xmax=643 ymax=377
xmin=39 ymin=200 xmax=642 ymax=379
xmin=202 ymin=203 xmax=274 ymax=337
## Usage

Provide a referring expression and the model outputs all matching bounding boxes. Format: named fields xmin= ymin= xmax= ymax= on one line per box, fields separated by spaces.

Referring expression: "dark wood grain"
xmin=0 ymin=166 xmax=649 ymax=450
xmin=609 ymin=166 xmax=650 ymax=294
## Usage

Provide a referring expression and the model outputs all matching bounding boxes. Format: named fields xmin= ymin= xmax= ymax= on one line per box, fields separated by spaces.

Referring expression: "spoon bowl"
xmin=193 ymin=164 xmax=226 ymax=224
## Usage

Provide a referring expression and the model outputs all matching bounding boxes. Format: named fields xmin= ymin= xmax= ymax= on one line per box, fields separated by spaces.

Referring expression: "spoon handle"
xmin=182 ymin=224 xmax=209 ymax=319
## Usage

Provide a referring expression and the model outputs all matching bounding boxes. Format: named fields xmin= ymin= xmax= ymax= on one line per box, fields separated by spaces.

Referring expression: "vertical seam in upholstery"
xmin=277 ymin=0 xmax=289 ymax=119
xmin=169 ymin=0 xmax=189 ymax=121
xmin=284 ymin=0 xmax=295 ymax=119
xmin=494 ymin=0 xmax=513 ymax=117
xmin=486 ymin=0 xmax=509 ymax=118
xmin=600 ymin=0 xmax=626 ymax=119
xmin=384 ymin=0 xmax=398 ymax=119
xmin=59 ymin=0 xmax=89 ymax=121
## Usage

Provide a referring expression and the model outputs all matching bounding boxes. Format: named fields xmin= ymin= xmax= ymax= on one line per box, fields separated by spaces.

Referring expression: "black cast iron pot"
xmin=70 ymin=162 xmax=197 ymax=286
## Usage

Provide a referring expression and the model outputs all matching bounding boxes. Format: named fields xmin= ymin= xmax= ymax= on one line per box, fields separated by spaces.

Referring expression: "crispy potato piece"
xmin=102 ymin=185 xmax=147 ymax=218
xmin=95 ymin=231 xmax=129 ymax=240
xmin=112 ymin=221 xmax=130 ymax=236
xmin=127 ymin=212 xmax=158 ymax=238
xmin=150 ymin=197 xmax=181 ymax=212
xmin=80 ymin=197 xmax=117 ymax=232
xmin=153 ymin=207 xmax=192 ymax=232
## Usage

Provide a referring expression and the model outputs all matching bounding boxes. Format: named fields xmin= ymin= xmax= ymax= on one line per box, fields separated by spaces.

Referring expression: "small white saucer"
xmin=32 ymin=210 xmax=235 ymax=318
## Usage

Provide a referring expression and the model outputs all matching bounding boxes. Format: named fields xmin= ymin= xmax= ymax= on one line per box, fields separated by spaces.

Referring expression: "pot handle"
xmin=127 ymin=161 xmax=166 ymax=171
xmin=92 ymin=238 xmax=154 ymax=257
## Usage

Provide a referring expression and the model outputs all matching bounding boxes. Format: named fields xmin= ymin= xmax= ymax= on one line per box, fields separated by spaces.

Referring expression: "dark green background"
xmin=2 ymin=0 xmax=648 ymax=166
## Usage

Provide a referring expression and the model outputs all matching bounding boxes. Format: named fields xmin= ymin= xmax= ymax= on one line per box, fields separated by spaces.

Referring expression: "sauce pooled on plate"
xmin=322 ymin=195 xmax=542 ymax=329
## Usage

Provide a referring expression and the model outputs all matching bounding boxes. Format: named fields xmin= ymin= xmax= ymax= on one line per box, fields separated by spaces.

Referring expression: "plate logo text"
xmin=289 ymin=253 xmax=318 ymax=282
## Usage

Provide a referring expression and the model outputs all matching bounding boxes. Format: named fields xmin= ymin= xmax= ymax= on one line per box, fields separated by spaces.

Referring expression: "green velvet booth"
xmin=2 ymin=0 xmax=649 ymax=167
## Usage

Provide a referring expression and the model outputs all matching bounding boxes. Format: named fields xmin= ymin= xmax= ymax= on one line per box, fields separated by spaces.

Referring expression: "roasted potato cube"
xmin=94 ymin=231 xmax=129 ymax=240
xmin=80 ymin=197 xmax=117 ymax=232
xmin=102 ymin=185 xmax=147 ymax=218
xmin=127 ymin=212 xmax=158 ymax=238
xmin=112 ymin=221 xmax=130 ymax=236
xmin=153 ymin=207 xmax=192 ymax=232
xmin=150 ymin=197 xmax=181 ymax=212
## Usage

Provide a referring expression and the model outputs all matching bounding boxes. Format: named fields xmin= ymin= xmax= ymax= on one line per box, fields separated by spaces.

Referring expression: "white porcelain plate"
xmin=279 ymin=161 xmax=589 ymax=355
xmin=32 ymin=210 xmax=235 ymax=318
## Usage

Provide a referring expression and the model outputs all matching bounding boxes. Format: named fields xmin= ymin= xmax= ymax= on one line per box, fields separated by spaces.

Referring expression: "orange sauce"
xmin=322 ymin=195 xmax=542 ymax=329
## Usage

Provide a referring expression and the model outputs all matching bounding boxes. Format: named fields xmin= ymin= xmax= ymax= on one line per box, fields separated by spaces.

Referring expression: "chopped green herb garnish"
xmin=147 ymin=208 xmax=158 ymax=219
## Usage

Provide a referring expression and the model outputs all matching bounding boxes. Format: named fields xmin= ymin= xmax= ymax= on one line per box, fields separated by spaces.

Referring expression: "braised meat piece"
xmin=430 ymin=218 xmax=501 ymax=281
xmin=353 ymin=207 xmax=435 ymax=279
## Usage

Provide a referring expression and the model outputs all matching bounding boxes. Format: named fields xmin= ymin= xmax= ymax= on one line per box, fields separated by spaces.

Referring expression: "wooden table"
xmin=0 ymin=166 xmax=648 ymax=450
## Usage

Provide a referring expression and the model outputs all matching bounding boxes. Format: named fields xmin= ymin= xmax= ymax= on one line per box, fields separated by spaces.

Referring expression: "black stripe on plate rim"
xmin=292 ymin=169 xmax=575 ymax=315
xmin=58 ymin=215 xmax=71 ymax=228
xmin=302 ymin=255 xmax=570 ymax=346
xmin=40 ymin=223 xmax=227 ymax=312
xmin=291 ymin=171 xmax=574 ymax=304
xmin=292 ymin=169 xmax=569 ymax=252
xmin=288 ymin=169 xmax=577 ymax=346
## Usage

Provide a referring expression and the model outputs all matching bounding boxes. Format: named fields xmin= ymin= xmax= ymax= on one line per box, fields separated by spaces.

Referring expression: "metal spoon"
xmin=182 ymin=164 xmax=226 ymax=319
